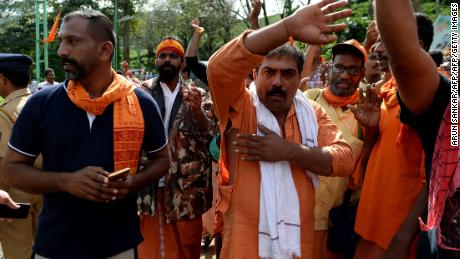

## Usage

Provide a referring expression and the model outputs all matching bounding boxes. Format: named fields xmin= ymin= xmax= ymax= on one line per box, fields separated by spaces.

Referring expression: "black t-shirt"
xmin=398 ymin=75 xmax=451 ymax=182
xmin=398 ymin=75 xmax=460 ymax=258
xmin=9 ymin=83 xmax=167 ymax=258
xmin=185 ymin=56 xmax=208 ymax=86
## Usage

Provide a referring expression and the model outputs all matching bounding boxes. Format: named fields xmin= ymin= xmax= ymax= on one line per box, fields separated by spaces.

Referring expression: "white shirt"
xmin=158 ymin=81 xmax=181 ymax=187
xmin=37 ymin=81 xmax=60 ymax=90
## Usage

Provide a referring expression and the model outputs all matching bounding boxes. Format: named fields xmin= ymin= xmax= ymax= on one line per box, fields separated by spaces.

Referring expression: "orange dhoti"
xmin=138 ymin=189 xmax=203 ymax=259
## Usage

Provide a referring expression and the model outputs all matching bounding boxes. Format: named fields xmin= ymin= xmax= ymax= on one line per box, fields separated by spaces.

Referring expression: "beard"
xmin=61 ymin=57 xmax=90 ymax=81
xmin=158 ymin=64 xmax=181 ymax=82
xmin=330 ymin=80 xmax=358 ymax=97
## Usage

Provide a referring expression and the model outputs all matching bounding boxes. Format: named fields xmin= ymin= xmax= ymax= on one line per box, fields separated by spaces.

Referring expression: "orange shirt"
xmin=208 ymin=32 xmax=354 ymax=259
xmin=355 ymin=83 xmax=425 ymax=249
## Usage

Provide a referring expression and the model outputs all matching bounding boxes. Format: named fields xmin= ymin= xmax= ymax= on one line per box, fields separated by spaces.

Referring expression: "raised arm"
xmin=185 ymin=18 xmax=209 ymax=85
xmin=185 ymin=18 xmax=204 ymax=59
xmin=375 ymin=0 xmax=439 ymax=114
xmin=249 ymin=0 xmax=262 ymax=30
xmin=301 ymin=45 xmax=322 ymax=79
xmin=243 ymin=0 xmax=351 ymax=55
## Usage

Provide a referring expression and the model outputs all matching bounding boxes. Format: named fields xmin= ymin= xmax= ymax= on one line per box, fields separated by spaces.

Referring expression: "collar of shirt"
xmin=159 ymin=81 xmax=181 ymax=127
xmin=1 ymin=88 xmax=31 ymax=107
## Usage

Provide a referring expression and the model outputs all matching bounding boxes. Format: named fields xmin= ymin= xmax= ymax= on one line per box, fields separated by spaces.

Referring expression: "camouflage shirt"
xmin=138 ymin=78 xmax=213 ymax=223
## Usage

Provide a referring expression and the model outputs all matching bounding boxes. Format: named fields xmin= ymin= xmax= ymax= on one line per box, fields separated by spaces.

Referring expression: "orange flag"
xmin=45 ymin=11 xmax=61 ymax=43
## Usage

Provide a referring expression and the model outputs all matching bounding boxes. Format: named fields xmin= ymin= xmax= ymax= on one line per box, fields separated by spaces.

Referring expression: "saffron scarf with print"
xmin=419 ymin=104 xmax=460 ymax=251
xmin=66 ymin=70 xmax=144 ymax=174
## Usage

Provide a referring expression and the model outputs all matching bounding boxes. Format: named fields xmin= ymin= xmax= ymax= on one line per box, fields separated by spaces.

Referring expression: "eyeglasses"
xmin=331 ymin=64 xmax=361 ymax=76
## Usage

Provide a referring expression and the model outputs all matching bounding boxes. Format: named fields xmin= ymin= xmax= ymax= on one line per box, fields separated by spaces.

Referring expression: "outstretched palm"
xmin=285 ymin=0 xmax=352 ymax=45
xmin=349 ymin=86 xmax=382 ymax=129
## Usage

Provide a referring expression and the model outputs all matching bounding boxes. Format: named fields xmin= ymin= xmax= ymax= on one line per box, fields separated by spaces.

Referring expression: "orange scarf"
xmin=380 ymin=78 xmax=408 ymax=144
xmin=322 ymin=87 xmax=359 ymax=107
xmin=67 ymin=70 xmax=144 ymax=174
xmin=380 ymin=78 xmax=398 ymax=108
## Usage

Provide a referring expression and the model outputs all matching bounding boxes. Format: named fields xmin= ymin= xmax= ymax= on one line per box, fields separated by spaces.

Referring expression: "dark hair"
xmin=63 ymin=9 xmax=115 ymax=56
xmin=44 ymin=68 xmax=54 ymax=76
xmin=415 ymin=13 xmax=434 ymax=52
xmin=430 ymin=51 xmax=444 ymax=67
xmin=262 ymin=44 xmax=304 ymax=73
xmin=0 ymin=68 xmax=30 ymax=87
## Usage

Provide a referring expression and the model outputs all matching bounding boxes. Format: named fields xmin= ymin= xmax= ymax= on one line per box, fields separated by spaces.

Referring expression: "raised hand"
xmin=363 ymin=20 xmax=379 ymax=51
xmin=250 ymin=0 xmax=262 ymax=20
xmin=284 ymin=0 xmax=352 ymax=45
xmin=348 ymin=86 xmax=382 ymax=129
xmin=191 ymin=18 xmax=205 ymax=35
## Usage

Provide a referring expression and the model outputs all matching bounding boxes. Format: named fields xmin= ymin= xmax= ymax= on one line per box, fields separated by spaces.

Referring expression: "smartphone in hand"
xmin=107 ymin=168 xmax=130 ymax=182
xmin=0 ymin=203 xmax=30 ymax=219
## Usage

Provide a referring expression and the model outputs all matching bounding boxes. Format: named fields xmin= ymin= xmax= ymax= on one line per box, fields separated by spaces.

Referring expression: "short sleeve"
xmin=8 ymin=97 xmax=41 ymax=157
xmin=136 ymin=89 xmax=168 ymax=153
xmin=185 ymin=57 xmax=208 ymax=86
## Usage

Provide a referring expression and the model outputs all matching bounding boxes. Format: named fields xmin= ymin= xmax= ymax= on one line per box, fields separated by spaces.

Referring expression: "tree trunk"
xmin=262 ymin=0 xmax=270 ymax=26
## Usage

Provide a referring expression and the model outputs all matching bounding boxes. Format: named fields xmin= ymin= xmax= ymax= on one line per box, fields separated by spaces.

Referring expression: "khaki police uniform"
xmin=0 ymin=88 xmax=43 ymax=259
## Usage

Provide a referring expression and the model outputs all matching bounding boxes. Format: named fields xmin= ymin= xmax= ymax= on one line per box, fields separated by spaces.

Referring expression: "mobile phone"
xmin=0 ymin=203 xmax=30 ymax=219
xmin=107 ymin=168 xmax=130 ymax=182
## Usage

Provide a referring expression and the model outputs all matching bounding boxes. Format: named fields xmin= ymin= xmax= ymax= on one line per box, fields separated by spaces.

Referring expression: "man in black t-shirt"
xmin=375 ymin=0 xmax=457 ymax=258
xmin=1 ymin=10 xmax=170 ymax=259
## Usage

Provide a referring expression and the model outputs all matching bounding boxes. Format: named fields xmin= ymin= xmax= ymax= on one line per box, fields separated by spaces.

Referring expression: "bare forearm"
xmin=375 ymin=0 xmax=439 ymax=114
xmin=250 ymin=18 xmax=260 ymax=30
xmin=186 ymin=32 xmax=202 ymax=57
xmin=286 ymin=143 xmax=333 ymax=176
xmin=130 ymin=155 xmax=169 ymax=192
xmin=375 ymin=0 xmax=418 ymax=67
xmin=243 ymin=19 xmax=289 ymax=55
xmin=2 ymin=162 xmax=67 ymax=194
xmin=361 ymin=127 xmax=380 ymax=168
xmin=301 ymin=45 xmax=319 ymax=78
xmin=383 ymin=186 xmax=427 ymax=259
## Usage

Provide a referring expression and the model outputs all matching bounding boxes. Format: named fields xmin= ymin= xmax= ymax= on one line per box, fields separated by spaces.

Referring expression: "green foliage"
xmin=0 ymin=0 xmax=453 ymax=80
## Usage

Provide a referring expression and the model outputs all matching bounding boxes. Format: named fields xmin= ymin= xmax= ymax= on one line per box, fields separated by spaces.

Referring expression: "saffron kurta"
xmin=208 ymin=32 xmax=354 ymax=259
xmin=354 ymin=79 xmax=425 ymax=253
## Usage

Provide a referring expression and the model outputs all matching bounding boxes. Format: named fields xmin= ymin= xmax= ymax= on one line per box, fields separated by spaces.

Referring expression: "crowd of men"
xmin=0 ymin=0 xmax=456 ymax=258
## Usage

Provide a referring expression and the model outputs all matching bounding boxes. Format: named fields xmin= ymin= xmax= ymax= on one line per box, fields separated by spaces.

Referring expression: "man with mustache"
xmin=1 ymin=9 xmax=170 ymax=258
xmin=138 ymin=37 xmax=213 ymax=259
xmin=350 ymin=13 xmax=435 ymax=259
xmin=304 ymin=39 xmax=367 ymax=259
xmin=208 ymin=0 xmax=354 ymax=258
xmin=375 ymin=0 xmax=457 ymax=258
xmin=363 ymin=51 xmax=382 ymax=85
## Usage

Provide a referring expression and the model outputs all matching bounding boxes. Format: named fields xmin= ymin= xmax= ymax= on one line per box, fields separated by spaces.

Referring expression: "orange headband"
xmin=156 ymin=39 xmax=185 ymax=58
